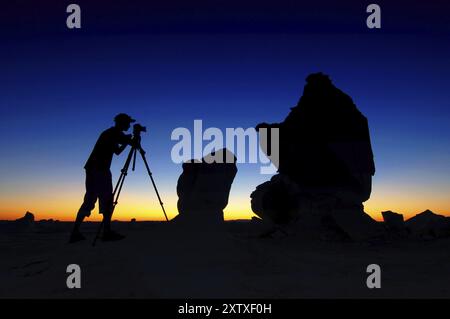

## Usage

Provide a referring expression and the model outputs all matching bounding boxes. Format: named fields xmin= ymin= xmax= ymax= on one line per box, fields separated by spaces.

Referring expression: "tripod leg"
xmin=92 ymin=146 xmax=136 ymax=247
xmin=138 ymin=149 xmax=169 ymax=222
xmin=112 ymin=172 xmax=125 ymax=197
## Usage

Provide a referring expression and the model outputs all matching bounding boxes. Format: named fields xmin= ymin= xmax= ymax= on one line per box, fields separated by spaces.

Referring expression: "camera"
xmin=133 ymin=123 xmax=147 ymax=134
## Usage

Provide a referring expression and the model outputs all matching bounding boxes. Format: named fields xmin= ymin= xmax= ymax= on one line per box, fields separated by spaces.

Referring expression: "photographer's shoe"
xmin=69 ymin=230 xmax=86 ymax=243
xmin=102 ymin=230 xmax=126 ymax=242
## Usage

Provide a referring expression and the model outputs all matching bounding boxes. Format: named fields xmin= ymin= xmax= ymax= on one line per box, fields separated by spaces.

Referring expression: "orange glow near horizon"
xmin=0 ymin=193 xmax=256 ymax=221
xmin=1 ymin=180 xmax=449 ymax=222
xmin=1 ymin=194 xmax=449 ymax=222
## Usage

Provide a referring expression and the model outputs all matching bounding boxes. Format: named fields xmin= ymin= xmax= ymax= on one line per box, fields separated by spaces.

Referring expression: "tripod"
xmin=92 ymin=130 xmax=169 ymax=246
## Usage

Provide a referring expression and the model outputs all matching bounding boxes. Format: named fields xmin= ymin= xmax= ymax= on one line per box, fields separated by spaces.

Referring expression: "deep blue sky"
xmin=1 ymin=1 xmax=449 ymax=220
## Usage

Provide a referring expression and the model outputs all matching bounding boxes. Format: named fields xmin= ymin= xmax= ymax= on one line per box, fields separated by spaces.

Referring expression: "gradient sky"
xmin=1 ymin=1 xmax=449 ymax=221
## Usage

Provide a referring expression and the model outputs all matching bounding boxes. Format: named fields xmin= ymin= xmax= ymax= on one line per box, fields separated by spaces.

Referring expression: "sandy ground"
xmin=1 ymin=221 xmax=450 ymax=298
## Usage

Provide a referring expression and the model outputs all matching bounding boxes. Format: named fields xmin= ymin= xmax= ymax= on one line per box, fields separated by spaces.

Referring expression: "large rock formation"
xmin=174 ymin=148 xmax=237 ymax=226
xmin=251 ymin=73 xmax=380 ymax=240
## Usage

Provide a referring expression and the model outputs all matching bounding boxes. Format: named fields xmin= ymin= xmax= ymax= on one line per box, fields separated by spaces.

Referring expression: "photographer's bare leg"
xmin=70 ymin=189 xmax=96 ymax=243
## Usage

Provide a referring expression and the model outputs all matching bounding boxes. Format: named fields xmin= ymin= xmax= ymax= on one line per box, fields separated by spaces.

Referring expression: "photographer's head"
xmin=114 ymin=113 xmax=136 ymax=131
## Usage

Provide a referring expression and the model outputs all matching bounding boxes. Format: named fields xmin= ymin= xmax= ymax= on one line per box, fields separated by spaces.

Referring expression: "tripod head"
xmin=131 ymin=123 xmax=146 ymax=146
xmin=133 ymin=123 xmax=146 ymax=136
xmin=130 ymin=123 xmax=149 ymax=171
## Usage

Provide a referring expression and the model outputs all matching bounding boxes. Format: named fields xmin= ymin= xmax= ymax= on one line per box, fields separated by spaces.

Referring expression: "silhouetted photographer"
xmin=69 ymin=113 xmax=135 ymax=243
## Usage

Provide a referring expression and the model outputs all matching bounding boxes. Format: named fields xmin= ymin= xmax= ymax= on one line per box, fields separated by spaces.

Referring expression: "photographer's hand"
xmin=115 ymin=143 xmax=128 ymax=155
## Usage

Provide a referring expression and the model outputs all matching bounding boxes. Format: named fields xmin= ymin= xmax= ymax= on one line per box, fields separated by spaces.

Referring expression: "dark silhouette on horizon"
xmin=69 ymin=113 xmax=135 ymax=243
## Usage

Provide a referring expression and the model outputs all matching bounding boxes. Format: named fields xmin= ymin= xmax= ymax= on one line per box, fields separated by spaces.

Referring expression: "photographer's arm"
xmin=114 ymin=134 xmax=133 ymax=155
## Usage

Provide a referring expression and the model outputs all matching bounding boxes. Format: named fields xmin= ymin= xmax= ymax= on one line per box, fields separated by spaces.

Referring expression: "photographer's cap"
xmin=114 ymin=113 xmax=136 ymax=124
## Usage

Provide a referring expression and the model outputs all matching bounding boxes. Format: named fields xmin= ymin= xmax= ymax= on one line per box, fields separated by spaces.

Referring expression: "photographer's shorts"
xmin=78 ymin=169 xmax=113 ymax=217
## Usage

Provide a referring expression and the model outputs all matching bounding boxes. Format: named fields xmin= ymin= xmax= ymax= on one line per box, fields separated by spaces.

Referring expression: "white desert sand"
xmin=0 ymin=220 xmax=450 ymax=298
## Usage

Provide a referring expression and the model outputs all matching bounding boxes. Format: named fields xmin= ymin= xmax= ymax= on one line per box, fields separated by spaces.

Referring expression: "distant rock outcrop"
xmin=16 ymin=211 xmax=34 ymax=222
xmin=406 ymin=210 xmax=450 ymax=239
xmin=251 ymin=73 xmax=379 ymax=241
xmin=128 ymin=218 xmax=137 ymax=230
xmin=174 ymin=148 xmax=237 ymax=226
xmin=14 ymin=211 xmax=35 ymax=231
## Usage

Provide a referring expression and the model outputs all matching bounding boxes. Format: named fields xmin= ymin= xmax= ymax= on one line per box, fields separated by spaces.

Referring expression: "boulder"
xmin=381 ymin=210 xmax=408 ymax=238
xmin=251 ymin=174 xmax=383 ymax=241
xmin=382 ymin=211 xmax=404 ymax=227
xmin=174 ymin=148 xmax=237 ymax=226
xmin=251 ymin=174 xmax=300 ymax=224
